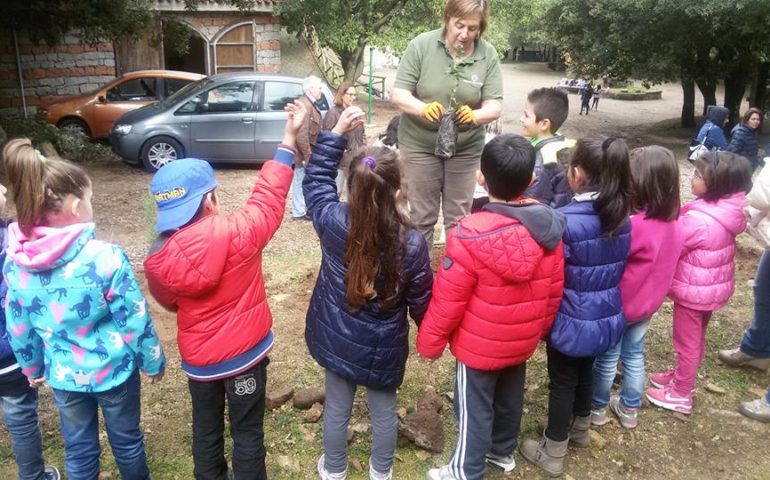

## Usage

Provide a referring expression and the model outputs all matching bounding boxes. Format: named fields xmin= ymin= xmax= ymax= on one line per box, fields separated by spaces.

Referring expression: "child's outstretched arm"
xmin=236 ymin=100 xmax=306 ymax=251
xmin=303 ymin=107 xmax=366 ymax=233
xmin=416 ymin=231 xmax=477 ymax=360
xmin=105 ymin=247 xmax=166 ymax=383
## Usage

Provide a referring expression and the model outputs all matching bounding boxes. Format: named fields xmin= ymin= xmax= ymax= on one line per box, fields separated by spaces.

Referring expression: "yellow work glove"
xmin=454 ymin=105 xmax=476 ymax=125
xmin=421 ymin=101 xmax=445 ymax=123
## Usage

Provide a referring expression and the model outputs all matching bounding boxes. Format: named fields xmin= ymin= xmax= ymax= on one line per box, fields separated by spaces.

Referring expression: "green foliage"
xmin=2 ymin=0 xmax=154 ymax=44
xmin=0 ymin=117 xmax=121 ymax=165
xmin=278 ymin=0 xmax=415 ymax=81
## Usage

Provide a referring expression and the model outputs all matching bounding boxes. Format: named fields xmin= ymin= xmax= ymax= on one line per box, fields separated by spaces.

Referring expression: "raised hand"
xmin=332 ymin=106 xmax=366 ymax=136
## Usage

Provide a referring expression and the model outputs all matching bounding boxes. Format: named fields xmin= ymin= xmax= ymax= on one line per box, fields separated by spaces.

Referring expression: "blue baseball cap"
xmin=150 ymin=158 xmax=218 ymax=233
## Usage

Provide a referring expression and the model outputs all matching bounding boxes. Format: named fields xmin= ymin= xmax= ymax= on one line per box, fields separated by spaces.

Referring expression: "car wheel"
xmin=58 ymin=118 xmax=91 ymax=137
xmin=140 ymin=137 xmax=183 ymax=172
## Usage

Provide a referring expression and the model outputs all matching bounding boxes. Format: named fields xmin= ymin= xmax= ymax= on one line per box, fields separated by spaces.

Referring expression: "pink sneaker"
xmin=645 ymin=385 xmax=693 ymax=414
xmin=649 ymin=369 xmax=674 ymax=389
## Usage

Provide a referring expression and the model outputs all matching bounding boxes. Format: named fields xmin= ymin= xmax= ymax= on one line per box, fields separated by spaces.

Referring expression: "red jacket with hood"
xmin=143 ymin=154 xmax=293 ymax=381
xmin=416 ymin=201 xmax=565 ymax=370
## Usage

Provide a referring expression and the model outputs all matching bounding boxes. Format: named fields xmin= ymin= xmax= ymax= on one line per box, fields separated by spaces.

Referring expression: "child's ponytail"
xmin=2 ymin=137 xmax=91 ymax=235
xmin=344 ymin=146 xmax=409 ymax=311
xmin=571 ymin=137 xmax=633 ymax=235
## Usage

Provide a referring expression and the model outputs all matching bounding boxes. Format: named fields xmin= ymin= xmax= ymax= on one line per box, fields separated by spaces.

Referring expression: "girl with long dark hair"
xmin=302 ymin=107 xmax=433 ymax=480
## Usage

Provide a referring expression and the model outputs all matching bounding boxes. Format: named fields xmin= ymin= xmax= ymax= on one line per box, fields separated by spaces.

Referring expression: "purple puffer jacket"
xmin=669 ymin=192 xmax=747 ymax=311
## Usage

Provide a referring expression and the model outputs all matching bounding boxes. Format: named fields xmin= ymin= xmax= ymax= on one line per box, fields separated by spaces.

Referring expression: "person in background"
xmin=591 ymin=85 xmax=603 ymax=111
xmin=322 ymin=82 xmax=367 ymax=198
xmin=727 ymin=107 xmax=765 ymax=170
xmin=391 ymin=0 xmax=503 ymax=248
xmin=292 ymin=75 xmax=324 ymax=220
xmin=579 ymin=83 xmax=593 ymax=115
xmin=695 ymin=105 xmax=730 ymax=151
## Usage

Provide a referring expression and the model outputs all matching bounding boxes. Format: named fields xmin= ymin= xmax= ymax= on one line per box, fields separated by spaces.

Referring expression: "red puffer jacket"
xmin=417 ymin=202 xmax=565 ymax=370
xmin=144 ymin=158 xmax=292 ymax=381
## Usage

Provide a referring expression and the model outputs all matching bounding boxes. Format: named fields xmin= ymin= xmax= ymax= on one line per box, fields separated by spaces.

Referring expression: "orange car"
xmin=39 ymin=70 xmax=204 ymax=138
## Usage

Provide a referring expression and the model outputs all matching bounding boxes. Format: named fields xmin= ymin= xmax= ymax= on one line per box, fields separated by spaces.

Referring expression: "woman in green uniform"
xmin=391 ymin=0 xmax=503 ymax=247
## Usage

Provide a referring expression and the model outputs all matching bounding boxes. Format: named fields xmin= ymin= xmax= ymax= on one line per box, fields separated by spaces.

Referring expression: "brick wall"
xmin=168 ymin=12 xmax=282 ymax=73
xmin=0 ymin=31 xmax=116 ymax=115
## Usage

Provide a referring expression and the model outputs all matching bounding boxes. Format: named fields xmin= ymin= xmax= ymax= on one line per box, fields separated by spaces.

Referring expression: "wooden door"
xmin=213 ymin=22 xmax=256 ymax=74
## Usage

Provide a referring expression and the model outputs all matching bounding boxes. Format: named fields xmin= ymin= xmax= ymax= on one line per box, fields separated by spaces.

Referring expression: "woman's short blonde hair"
xmin=443 ymin=0 xmax=490 ymax=36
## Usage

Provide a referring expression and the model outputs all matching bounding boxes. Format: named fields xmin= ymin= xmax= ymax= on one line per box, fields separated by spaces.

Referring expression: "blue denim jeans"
xmin=741 ymin=251 xmax=770 ymax=358
xmin=2 ymin=388 xmax=46 ymax=480
xmin=592 ymin=319 xmax=651 ymax=409
xmin=291 ymin=165 xmax=306 ymax=217
xmin=52 ymin=369 xmax=149 ymax=480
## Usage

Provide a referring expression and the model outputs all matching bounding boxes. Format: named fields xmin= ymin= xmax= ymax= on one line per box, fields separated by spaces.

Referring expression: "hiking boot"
xmin=609 ymin=395 xmax=638 ymax=429
xmin=44 ymin=466 xmax=61 ymax=480
xmin=485 ymin=452 xmax=516 ymax=473
xmin=426 ymin=466 xmax=459 ymax=480
xmin=567 ymin=415 xmax=591 ymax=447
xmin=591 ymin=407 xmax=609 ymax=426
xmin=317 ymin=455 xmax=347 ymax=480
xmin=739 ymin=396 xmax=770 ymax=423
xmin=369 ymin=460 xmax=393 ymax=480
xmin=537 ymin=415 xmax=592 ymax=447
xmin=520 ymin=435 xmax=569 ymax=477
xmin=718 ymin=348 xmax=770 ymax=371
xmin=645 ymin=385 xmax=693 ymax=415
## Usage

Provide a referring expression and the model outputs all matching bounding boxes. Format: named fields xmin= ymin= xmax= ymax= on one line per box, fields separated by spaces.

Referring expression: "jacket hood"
xmin=483 ymin=202 xmax=566 ymax=250
xmin=144 ymin=215 xmax=229 ymax=296
xmin=688 ymin=192 xmax=748 ymax=236
xmin=456 ymin=202 xmax=565 ymax=282
xmin=706 ymin=105 xmax=729 ymax=126
xmin=6 ymin=222 xmax=91 ymax=271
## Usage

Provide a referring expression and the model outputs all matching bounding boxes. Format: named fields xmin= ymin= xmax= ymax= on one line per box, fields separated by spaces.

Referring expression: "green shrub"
xmin=0 ymin=116 xmax=121 ymax=164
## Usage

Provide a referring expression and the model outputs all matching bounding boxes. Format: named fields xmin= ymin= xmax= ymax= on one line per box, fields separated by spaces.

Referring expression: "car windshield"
xmin=162 ymin=78 xmax=212 ymax=107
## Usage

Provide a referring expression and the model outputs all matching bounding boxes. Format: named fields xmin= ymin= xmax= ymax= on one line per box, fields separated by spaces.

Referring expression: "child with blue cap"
xmin=143 ymin=100 xmax=307 ymax=480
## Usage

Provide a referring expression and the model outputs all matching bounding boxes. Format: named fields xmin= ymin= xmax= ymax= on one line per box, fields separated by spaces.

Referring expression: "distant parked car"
xmin=110 ymin=73 xmax=332 ymax=171
xmin=39 ymin=70 xmax=204 ymax=138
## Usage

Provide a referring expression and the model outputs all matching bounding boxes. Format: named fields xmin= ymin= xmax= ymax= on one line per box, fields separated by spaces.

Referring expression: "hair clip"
xmin=35 ymin=149 xmax=47 ymax=164
xmin=601 ymin=137 xmax=616 ymax=151
xmin=361 ymin=156 xmax=377 ymax=169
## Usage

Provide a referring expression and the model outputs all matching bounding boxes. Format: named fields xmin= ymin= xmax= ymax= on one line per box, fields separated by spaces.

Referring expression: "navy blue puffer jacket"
xmin=303 ymin=132 xmax=433 ymax=390
xmin=727 ymin=123 xmax=759 ymax=168
xmin=548 ymin=198 xmax=630 ymax=358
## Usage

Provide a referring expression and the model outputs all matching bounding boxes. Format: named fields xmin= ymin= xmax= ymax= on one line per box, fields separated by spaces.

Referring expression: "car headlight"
xmin=114 ymin=124 xmax=132 ymax=135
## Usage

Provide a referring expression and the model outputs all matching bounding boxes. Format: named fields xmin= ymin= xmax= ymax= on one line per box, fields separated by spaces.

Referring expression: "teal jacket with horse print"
xmin=3 ymin=222 xmax=165 ymax=392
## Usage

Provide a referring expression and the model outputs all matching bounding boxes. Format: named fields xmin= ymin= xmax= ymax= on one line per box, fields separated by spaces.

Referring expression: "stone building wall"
xmin=0 ymin=32 xmax=116 ymax=115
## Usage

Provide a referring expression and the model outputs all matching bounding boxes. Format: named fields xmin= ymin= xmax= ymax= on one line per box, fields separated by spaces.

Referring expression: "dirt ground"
xmin=1 ymin=63 xmax=769 ymax=479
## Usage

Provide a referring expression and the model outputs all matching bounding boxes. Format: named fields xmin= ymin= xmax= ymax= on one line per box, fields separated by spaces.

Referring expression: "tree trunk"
xmin=723 ymin=67 xmax=747 ymax=129
xmin=695 ymin=79 xmax=717 ymax=115
xmin=681 ymin=75 xmax=696 ymax=128
xmin=341 ymin=43 xmax=366 ymax=84
xmin=750 ymin=62 xmax=769 ymax=109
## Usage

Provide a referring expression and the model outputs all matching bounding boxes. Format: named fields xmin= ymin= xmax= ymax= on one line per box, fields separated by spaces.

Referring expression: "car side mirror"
xmin=97 ymin=95 xmax=106 ymax=103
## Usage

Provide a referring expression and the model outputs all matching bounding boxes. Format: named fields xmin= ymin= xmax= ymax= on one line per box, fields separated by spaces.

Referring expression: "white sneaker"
xmin=485 ymin=452 xmax=516 ymax=472
xmin=426 ymin=465 xmax=460 ymax=480
xmin=317 ymin=455 xmax=347 ymax=480
xmin=369 ymin=464 xmax=393 ymax=480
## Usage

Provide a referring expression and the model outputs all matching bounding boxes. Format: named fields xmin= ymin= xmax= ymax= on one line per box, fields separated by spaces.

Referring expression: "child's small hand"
xmin=332 ymin=106 xmax=366 ymax=136
xmin=284 ymin=100 xmax=308 ymax=138
xmin=147 ymin=370 xmax=164 ymax=384
xmin=29 ymin=377 xmax=46 ymax=388
xmin=418 ymin=353 xmax=437 ymax=364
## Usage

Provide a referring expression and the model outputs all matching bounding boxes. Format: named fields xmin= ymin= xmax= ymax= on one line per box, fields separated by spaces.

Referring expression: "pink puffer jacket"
xmin=669 ymin=192 xmax=747 ymax=311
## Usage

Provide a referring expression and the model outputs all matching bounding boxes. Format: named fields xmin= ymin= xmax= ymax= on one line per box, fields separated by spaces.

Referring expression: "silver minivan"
xmin=110 ymin=73 xmax=332 ymax=171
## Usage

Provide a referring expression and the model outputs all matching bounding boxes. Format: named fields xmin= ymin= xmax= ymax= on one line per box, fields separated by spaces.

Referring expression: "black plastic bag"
xmin=435 ymin=112 xmax=458 ymax=160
